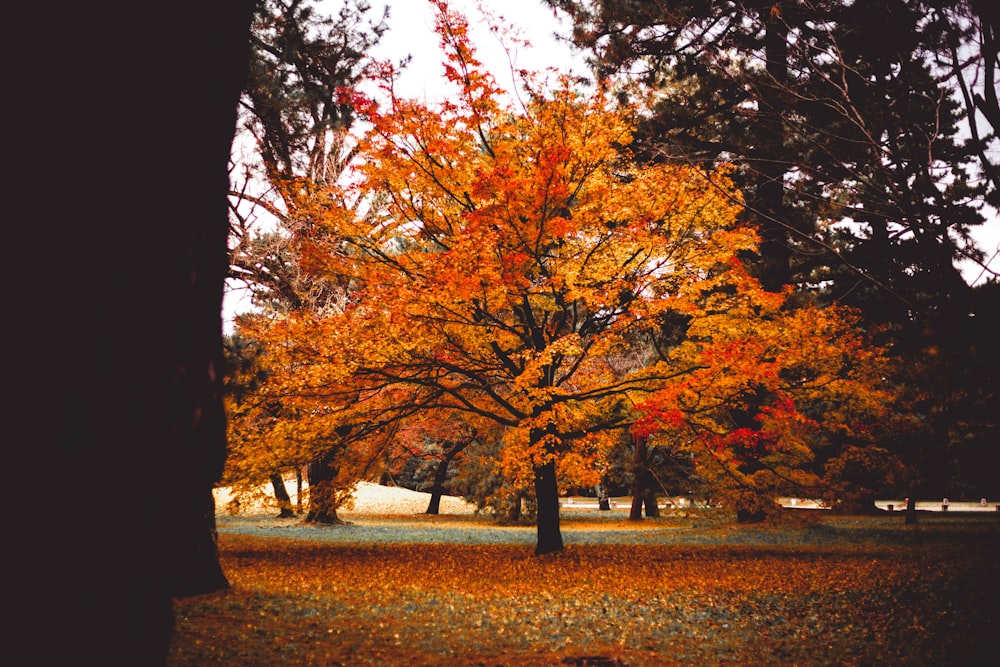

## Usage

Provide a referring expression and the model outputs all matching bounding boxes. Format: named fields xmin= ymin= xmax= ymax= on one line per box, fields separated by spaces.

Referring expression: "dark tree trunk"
xmin=534 ymin=460 xmax=565 ymax=555
xmin=271 ymin=473 xmax=295 ymax=518
xmin=644 ymin=489 xmax=660 ymax=518
xmin=170 ymin=489 xmax=230 ymax=598
xmin=629 ymin=435 xmax=659 ymax=520
xmin=753 ymin=7 xmax=793 ymax=292
xmin=296 ymin=467 xmax=304 ymax=514
xmin=905 ymin=494 xmax=918 ymax=525
xmin=306 ymin=457 xmax=343 ymax=524
xmin=598 ymin=482 xmax=611 ymax=511
xmin=425 ymin=453 xmax=455 ymax=515
xmin=507 ymin=491 xmax=524 ymax=522
xmin=9 ymin=3 xmax=253 ymax=664
xmin=736 ymin=506 xmax=768 ymax=523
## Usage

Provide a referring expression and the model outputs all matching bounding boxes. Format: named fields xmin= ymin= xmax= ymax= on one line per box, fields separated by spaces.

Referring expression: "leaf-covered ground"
xmin=168 ymin=512 xmax=998 ymax=666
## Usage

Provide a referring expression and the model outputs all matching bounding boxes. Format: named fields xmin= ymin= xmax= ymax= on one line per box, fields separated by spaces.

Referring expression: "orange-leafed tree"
xmin=631 ymin=284 xmax=902 ymax=520
xmin=240 ymin=1 xmax=766 ymax=554
xmin=235 ymin=1 xmax=900 ymax=551
xmin=225 ymin=316 xmax=405 ymax=524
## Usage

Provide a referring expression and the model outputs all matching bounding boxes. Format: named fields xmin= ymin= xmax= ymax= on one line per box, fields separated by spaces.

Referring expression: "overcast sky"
xmin=368 ymin=0 xmax=587 ymax=101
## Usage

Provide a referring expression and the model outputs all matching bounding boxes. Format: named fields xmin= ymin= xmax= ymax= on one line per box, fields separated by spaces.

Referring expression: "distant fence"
xmin=875 ymin=499 xmax=999 ymax=513
xmin=556 ymin=496 xmax=1000 ymax=513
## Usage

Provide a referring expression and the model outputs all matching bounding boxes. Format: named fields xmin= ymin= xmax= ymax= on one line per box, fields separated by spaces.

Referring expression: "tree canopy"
xmin=229 ymin=1 xmax=896 ymax=552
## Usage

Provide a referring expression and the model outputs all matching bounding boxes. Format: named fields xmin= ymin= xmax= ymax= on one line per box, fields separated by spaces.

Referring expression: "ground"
xmin=167 ymin=484 xmax=999 ymax=666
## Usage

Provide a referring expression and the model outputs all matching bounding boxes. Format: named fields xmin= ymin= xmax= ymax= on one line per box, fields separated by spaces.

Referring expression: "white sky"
xmin=367 ymin=0 xmax=587 ymax=101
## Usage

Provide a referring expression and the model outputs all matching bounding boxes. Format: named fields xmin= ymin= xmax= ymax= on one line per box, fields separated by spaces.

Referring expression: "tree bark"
xmin=534 ymin=460 xmax=565 ymax=555
xmin=507 ymin=491 xmax=524 ymax=522
xmin=629 ymin=435 xmax=659 ymax=520
xmin=425 ymin=452 xmax=455 ymax=515
xmin=306 ymin=457 xmax=343 ymax=524
xmin=297 ymin=467 xmax=304 ymax=514
xmin=643 ymin=488 xmax=660 ymax=518
xmin=598 ymin=482 xmax=611 ymax=511
xmin=752 ymin=5 xmax=792 ymax=292
xmin=271 ymin=473 xmax=296 ymax=518
xmin=905 ymin=494 xmax=918 ymax=525
xmin=9 ymin=2 xmax=253 ymax=664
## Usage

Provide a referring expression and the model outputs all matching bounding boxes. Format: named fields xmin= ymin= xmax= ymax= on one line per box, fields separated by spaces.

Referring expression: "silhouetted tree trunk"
xmin=630 ymin=435 xmax=659 ymax=519
xmin=905 ymin=494 xmax=919 ymax=525
xmin=306 ymin=455 xmax=343 ymax=524
xmin=750 ymin=4 xmax=792 ymax=292
xmin=598 ymin=482 xmax=611 ymax=511
xmin=534 ymin=460 xmax=565 ymax=555
xmin=271 ymin=473 xmax=295 ymax=518
xmin=297 ymin=467 xmax=304 ymax=514
xmin=9 ymin=2 xmax=253 ymax=664
xmin=507 ymin=491 xmax=524 ymax=522
xmin=426 ymin=450 xmax=457 ymax=515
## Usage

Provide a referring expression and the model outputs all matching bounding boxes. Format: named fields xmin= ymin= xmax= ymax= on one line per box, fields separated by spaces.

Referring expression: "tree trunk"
xmin=296 ymin=467 xmax=304 ymax=514
xmin=507 ymin=491 xmax=524 ymax=522
xmin=9 ymin=3 xmax=252 ymax=665
xmin=534 ymin=460 xmax=564 ymax=555
xmin=170 ymin=489 xmax=230 ymax=598
xmin=629 ymin=435 xmax=658 ymax=520
xmin=644 ymin=489 xmax=660 ymax=518
xmin=425 ymin=453 xmax=454 ymax=515
xmin=753 ymin=7 xmax=792 ymax=292
xmin=905 ymin=494 xmax=918 ymax=525
xmin=271 ymin=473 xmax=295 ymax=518
xmin=305 ymin=457 xmax=343 ymax=524
xmin=597 ymin=482 xmax=611 ymax=511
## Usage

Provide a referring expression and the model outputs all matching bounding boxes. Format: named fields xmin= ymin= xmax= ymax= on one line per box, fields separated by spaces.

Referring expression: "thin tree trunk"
xmin=643 ymin=487 xmax=660 ymax=518
xmin=905 ymin=494 xmax=918 ymax=525
xmin=425 ymin=453 xmax=454 ymax=515
xmin=598 ymin=482 xmax=611 ymax=511
xmin=296 ymin=467 xmax=304 ymax=514
xmin=507 ymin=491 xmax=523 ymax=522
xmin=271 ymin=472 xmax=295 ymax=518
xmin=534 ymin=460 xmax=564 ymax=555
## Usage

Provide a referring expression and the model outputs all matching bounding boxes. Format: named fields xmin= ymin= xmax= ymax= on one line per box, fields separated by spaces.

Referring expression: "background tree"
xmin=549 ymin=0 xmax=999 ymax=501
xmin=223 ymin=333 xmax=302 ymax=518
xmin=225 ymin=0 xmax=389 ymax=522
xmin=229 ymin=0 xmax=387 ymax=313
xmin=387 ymin=412 xmax=487 ymax=514
xmin=547 ymin=0 xmax=996 ymax=301
xmin=9 ymin=2 xmax=252 ymax=664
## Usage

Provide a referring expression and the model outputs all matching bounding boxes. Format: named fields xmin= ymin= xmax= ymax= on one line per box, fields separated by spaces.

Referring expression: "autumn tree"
xmin=632 ymin=292 xmax=902 ymax=520
xmin=388 ymin=412 xmax=490 ymax=515
xmin=240 ymin=1 xmax=882 ymax=553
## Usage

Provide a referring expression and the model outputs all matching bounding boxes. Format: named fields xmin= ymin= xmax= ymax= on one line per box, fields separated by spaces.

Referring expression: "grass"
xmin=167 ymin=510 xmax=999 ymax=666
